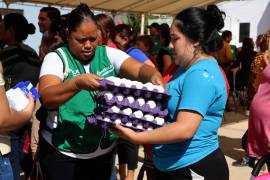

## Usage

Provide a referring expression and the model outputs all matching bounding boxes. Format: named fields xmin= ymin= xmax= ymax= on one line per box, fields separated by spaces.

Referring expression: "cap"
xmin=147 ymin=22 xmax=160 ymax=29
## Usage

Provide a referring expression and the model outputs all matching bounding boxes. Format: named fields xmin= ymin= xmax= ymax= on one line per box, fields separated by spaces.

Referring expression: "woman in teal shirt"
xmin=114 ymin=4 xmax=229 ymax=180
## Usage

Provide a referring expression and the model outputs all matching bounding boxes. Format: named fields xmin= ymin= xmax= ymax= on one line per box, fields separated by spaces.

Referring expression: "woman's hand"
xmin=74 ymin=73 xmax=103 ymax=91
xmin=21 ymin=93 xmax=35 ymax=120
xmin=111 ymin=124 xmax=139 ymax=144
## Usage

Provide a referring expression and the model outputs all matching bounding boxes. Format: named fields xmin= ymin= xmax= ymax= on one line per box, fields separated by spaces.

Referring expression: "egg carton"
xmin=94 ymin=92 xmax=168 ymax=117
xmin=88 ymin=106 xmax=165 ymax=131
xmin=87 ymin=112 xmax=164 ymax=132
xmin=99 ymin=77 xmax=170 ymax=101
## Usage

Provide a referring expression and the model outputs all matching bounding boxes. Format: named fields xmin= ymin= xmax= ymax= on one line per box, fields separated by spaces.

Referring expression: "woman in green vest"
xmin=38 ymin=4 xmax=163 ymax=180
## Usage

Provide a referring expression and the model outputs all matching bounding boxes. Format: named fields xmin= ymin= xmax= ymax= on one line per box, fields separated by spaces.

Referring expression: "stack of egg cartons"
xmin=87 ymin=77 xmax=170 ymax=131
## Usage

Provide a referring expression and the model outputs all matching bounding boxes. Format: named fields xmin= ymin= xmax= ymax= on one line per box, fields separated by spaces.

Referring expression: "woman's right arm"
xmin=38 ymin=52 xmax=102 ymax=109
xmin=39 ymin=73 xmax=102 ymax=109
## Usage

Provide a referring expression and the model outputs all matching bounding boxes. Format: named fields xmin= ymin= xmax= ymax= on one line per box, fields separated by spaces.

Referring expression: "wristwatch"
xmin=0 ymin=74 xmax=5 ymax=86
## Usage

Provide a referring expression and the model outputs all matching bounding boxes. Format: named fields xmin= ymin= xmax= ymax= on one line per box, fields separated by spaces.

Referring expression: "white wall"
xmin=218 ymin=0 xmax=270 ymax=47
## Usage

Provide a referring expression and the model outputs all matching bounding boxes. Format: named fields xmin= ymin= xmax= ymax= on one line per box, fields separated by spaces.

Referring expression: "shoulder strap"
xmin=55 ymin=48 xmax=69 ymax=78
xmin=126 ymin=47 xmax=136 ymax=54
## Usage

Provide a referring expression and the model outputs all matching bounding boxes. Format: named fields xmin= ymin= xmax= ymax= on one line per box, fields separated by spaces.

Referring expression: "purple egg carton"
xmin=99 ymin=79 xmax=170 ymax=101
xmin=131 ymin=101 xmax=168 ymax=117
xmin=94 ymin=93 xmax=169 ymax=117
xmin=93 ymin=107 xmax=165 ymax=129
xmin=87 ymin=115 xmax=146 ymax=132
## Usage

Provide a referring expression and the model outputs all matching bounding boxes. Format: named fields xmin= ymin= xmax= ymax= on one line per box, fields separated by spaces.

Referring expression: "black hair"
xmin=159 ymin=23 xmax=171 ymax=47
xmin=40 ymin=7 xmax=60 ymax=21
xmin=115 ymin=24 xmax=136 ymax=49
xmin=242 ymin=38 xmax=254 ymax=52
xmin=222 ymin=30 xmax=232 ymax=39
xmin=68 ymin=3 xmax=96 ymax=32
xmin=174 ymin=4 xmax=225 ymax=53
xmin=50 ymin=18 xmax=68 ymax=43
xmin=4 ymin=13 xmax=35 ymax=42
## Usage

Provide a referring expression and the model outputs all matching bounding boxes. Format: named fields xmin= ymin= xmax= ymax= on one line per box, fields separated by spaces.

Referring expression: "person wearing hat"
xmin=147 ymin=22 xmax=161 ymax=56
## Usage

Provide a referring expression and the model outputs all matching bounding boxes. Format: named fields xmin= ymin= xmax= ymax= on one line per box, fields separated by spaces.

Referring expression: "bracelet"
xmin=0 ymin=74 xmax=5 ymax=86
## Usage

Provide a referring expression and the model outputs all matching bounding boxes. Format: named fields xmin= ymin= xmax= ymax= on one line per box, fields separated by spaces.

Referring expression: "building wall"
xmin=218 ymin=0 xmax=270 ymax=47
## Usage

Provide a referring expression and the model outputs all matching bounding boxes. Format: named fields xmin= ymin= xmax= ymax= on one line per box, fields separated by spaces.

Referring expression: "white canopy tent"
xmin=3 ymin=0 xmax=223 ymax=15
xmin=3 ymin=0 xmax=223 ymax=34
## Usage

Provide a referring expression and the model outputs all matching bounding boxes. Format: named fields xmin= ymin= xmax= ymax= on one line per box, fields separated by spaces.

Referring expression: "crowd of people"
xmin=0 ymin=2 xmax=269 ymax=180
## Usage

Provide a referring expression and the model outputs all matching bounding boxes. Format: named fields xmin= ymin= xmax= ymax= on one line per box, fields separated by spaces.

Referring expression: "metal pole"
xmin=140 ymin=13 xmax=145 ymax=35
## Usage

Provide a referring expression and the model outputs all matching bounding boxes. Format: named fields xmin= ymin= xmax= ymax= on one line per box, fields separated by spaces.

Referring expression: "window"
xmin=239 ymin=23 xmax=250 ymax=42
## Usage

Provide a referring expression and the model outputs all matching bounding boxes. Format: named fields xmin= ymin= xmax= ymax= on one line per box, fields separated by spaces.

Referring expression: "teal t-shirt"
xmin=152 ymin=59 xmax=227 ymax=171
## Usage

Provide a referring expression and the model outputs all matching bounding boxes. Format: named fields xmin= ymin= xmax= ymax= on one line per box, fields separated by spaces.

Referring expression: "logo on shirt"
xmin=68 ymin=69 xmax=80 ymax=77
xmin=96 ymin=64 xmax=115 ymax=77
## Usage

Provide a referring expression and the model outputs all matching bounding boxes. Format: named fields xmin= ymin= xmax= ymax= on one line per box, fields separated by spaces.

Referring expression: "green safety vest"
xmin=53 ymin=46 xmax=118 ymax=154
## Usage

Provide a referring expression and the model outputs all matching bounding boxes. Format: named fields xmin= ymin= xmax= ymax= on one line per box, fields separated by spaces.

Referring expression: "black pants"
xmin=155 ymin=148 xmax=229 ymax=180
xmin=117 ymin=138 xmax=139 ymax=170
xmin=39 ymin=136 xmax=115 ymax=180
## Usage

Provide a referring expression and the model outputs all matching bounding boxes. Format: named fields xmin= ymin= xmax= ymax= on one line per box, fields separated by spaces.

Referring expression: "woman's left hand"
xmin=111 ymin=124 xmax=139 ymax=144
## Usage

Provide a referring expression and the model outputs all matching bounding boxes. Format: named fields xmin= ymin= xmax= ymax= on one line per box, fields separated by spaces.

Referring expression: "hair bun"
xmin=206 ymin=5 xmax=225 ymax=31
xmin=27 ymin=23 xmax=36 ymax=35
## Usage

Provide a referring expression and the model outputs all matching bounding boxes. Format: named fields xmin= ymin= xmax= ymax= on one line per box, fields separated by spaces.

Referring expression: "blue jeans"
xmin=0 ymin=153 xmax=14 ymax=180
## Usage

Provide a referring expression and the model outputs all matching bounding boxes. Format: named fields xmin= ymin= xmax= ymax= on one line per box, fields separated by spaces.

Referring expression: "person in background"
xmin=0 ymin=62 xmax=35 ymax=180
xmin=113 ymin=4 xmax=229 ymax=180
xmin=147 ymin=22 xmax=161 ymax=56
xmin=247 ymin=47 xmax=270 ymax=170
xmin=233 ymin=38 xmax=257 ymax=100
xmin=247 ymin=34 xmax=270 ymax=108
xmin=214 ymin=30 xmax=234 ymax=111
xmin=114 ymin=24 xmax=155 ymax=67
xmin=233 ymin=33 xmax=270 ymax=167
xmin=38 ymin=6 xmax=60 ymax=60
xmin=38 ymin=4 xmax=163 ymax=180
xmin=96 ymin=13 xmax=117 ymax=48
xmin=135 ymin=35 xmax=156 ymax=66
xmin=95 ymin=12 xmax=118 ymax=180
xmin=255 ymin=34 xmax=264 ymax=52
xmin=114 ymin=23 xmax=155 ymax=180
xmin=0 ymin=13 xmax=41 ymax=180
xmin=156 ymin=23 xmax=174 ymax=74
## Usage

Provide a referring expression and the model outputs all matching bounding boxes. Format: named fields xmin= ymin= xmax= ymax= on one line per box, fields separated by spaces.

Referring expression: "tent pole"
xmin=140 ymin=13 xmax=145 ymax=35
xmin=3 ymin=0 xmax=9 ymax=8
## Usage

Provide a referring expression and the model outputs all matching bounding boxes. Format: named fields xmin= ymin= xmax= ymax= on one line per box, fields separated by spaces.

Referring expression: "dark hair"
xmin=174 ymin=4 xmax=225 ymax=53
xmin=222 ymin=30 xmax=232 ymax=39
xmin=115 ymin=24 xmax=136 ymax=48
xmin=50 ymin=18 xmax=68 ymax=43
xmin=136 ymin=35 xmax=154 ymax=52
xmin=159 ymin=23 xmax=171 ymax=47
xmin=40 ymin=7 xmax=60 ymax=21
xmin=4 ymin=13 xmax=35 ymax=42
xmin=242 ymin=38 xmax=254 ymax=52
xmin=95 ymin=13 xmax=115 ymax=45
xmin=67 ymin=4 xmax=96 ymax=32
